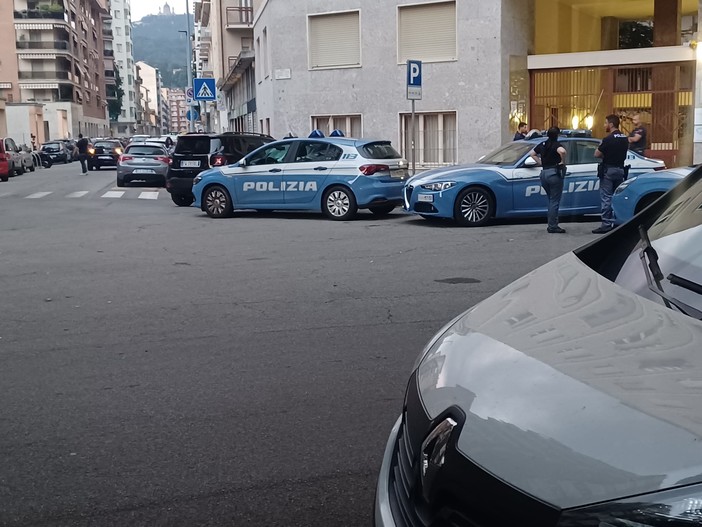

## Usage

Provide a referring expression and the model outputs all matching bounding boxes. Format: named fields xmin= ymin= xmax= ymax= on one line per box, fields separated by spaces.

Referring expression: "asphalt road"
xmin=0 ymin=163 xmax=600 ymax=526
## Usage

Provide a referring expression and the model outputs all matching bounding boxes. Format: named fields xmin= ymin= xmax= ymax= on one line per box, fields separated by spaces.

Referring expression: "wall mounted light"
xmin=585 ymin=114 xmax=594 ymax=130
xmin=571 ymin=115 xmax=580 ymax=130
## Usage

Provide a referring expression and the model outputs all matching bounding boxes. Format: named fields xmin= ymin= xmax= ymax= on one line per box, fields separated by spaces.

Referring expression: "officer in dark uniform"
xmin=513 ymin=122 xmax=528 ymax=141
xmin=593 ymin=114 xmax=629 ymax=234
xmin=628 ymin=113 xmax=647 ymax=155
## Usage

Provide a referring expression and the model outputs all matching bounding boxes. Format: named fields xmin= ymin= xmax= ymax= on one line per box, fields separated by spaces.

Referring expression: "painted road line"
xmin=66 ymin=191 xmax=90 ymax=198
xmin=25 ymin=192 xmax=53 ymax=199
xmin=138 ymin=191 xmax=159 ymax=200
xmin=101 ymin=191 xmax=125 ymax=198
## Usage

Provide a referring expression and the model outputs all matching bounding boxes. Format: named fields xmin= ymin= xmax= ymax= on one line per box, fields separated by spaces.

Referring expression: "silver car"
xmin=116 ymin=142 xmax=171 ymax=187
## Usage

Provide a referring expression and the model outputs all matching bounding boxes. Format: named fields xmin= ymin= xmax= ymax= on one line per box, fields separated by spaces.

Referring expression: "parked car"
xmin=41 ymin=142 xmax=69 ymax=164
xmin=117 ymin=142 xmax=171 ymax=187
xmin=1 ymin=137 xmax=26 ymax=176
xmin=60 ymin=139 xmax=76 ymax=162
xmin=18 ymin=145 xmax=36 ymax=173
xmin=376 ymin=167 xmax=702 ymax=527
xmin=166 ymin=132 xmax=274 ymax=206
xmin=87 ymin=140 xmax=123 ymax=170
xmin=192 ymin=137 xmax=409 ymax=220
xmin=612 ymin=166 xmax=695 ymax=225
xmin=404 ymin=138 xmax=666 ymax=226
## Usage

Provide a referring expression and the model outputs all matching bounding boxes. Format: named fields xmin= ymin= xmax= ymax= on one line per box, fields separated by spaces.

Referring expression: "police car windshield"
xmin=480 ymin=143 xmax=534 ymax=166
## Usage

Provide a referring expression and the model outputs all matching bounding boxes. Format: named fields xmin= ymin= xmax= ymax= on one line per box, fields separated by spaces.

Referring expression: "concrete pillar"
xmin=601 ymin=17 xmax=619 ymax=51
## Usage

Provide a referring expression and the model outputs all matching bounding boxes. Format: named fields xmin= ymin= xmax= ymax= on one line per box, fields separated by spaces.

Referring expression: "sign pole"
xmin=185 ymin=0 xmax=194 ymax=133
xmin=411 ymin=99 xmax=416 ymax=176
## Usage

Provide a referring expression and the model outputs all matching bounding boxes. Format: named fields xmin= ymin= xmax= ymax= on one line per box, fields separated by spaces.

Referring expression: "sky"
xmin=130 ymin=0 xmax=193 ymax=22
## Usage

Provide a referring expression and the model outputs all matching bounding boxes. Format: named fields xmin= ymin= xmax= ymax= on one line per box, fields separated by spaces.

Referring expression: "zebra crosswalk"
xmin=0 ymin=188 xmax=170 ymax=201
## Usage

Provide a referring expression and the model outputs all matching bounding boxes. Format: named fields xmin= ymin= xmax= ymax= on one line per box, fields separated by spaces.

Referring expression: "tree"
xmin=619 ymin=21 xmax=654 ymax=49
xmin=108 ymin=67 xmax=125 ymax=122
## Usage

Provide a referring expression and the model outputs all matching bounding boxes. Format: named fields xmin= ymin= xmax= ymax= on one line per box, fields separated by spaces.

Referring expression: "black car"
xmin=375 ymin=169 xmax=702 ymax=526
xmin=40 ymin=142 xmax=69 ymax=163
xmin=88 ymin=140 xmax=123 ymax=170
xmin=166 ymin=132 xmax=274 ymax=206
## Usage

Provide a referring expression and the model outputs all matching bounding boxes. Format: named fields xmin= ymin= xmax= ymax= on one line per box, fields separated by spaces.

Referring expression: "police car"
xmin=404 ymin=138 xmax=665 ymax=226
xmin=191 ymin=137 xmax=408 ymax=220
xmin=612 ymin=166 xmax=695 ymax=225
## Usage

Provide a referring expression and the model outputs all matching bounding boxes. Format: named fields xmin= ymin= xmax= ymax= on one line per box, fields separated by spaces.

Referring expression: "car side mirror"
xmin=238 ymin=157 xmax=248 ymax=167
xmin=523 ymin=157 xmax=537 ymax=167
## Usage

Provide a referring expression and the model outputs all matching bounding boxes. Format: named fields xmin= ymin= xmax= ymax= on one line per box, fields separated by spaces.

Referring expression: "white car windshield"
xmin=479 ymin=143 xmax=535 ymax=166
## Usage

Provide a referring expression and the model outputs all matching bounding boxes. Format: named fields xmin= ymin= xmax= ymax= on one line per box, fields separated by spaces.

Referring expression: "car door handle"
xmin=268 ymin=168 xmax=282 ymax=173
xmin=314 ymin=166 xmax=328 ymax=171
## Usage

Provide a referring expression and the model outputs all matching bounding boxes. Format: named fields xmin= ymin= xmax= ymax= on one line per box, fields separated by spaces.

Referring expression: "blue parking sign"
xmin=407 ymin=60 xmax=422 ymax=100
xmin=193 ymin=78 xmax=216 ymax=101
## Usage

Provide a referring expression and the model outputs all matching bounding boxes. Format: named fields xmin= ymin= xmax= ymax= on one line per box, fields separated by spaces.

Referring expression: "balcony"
xmin=225 ymin=6 xmax=253 ymax=28
xmin=18 ymin=70 xmax=73 ymax=81
xmin=14 ymin=9 xmax=67 ymax=20
xmin=103 ymin=28 xmax=113 ymax=39
xmin=16 ymin=40 xmax=70 ymax=55
xmin=221 ymin=49 xmax=254 ymax=89
xmin=104 ymin=49 xmax=114 ymax=57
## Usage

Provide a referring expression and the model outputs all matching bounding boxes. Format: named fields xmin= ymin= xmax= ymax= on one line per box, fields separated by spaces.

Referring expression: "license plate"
xmin=181 ymin=160 xmax=200 ymax=168
xmin=133 ymin=169 xmax=155 ymax=174
xmin=99 ymin=155 xmax=112 ymax=160
xmin=418 ymin=194 xmax=434 ymax=203
xmin=391 ymin=169 xmax=408 ymax=179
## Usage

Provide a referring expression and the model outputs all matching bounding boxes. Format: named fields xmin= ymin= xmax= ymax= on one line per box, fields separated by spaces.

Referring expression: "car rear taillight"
xmin=156 ymin=156 xmax=171 ymax=164
xmin=118 ymin=155 xmax=134 ymax=164
xmin=210 ymin=154 xmax=227 ymax=167
xmin=359 ymin=164 xmax=390 ymax=175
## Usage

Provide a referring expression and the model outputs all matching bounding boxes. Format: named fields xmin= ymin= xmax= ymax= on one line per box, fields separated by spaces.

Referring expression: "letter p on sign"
xmin=407 ymin=60 xmax=422 ymax=100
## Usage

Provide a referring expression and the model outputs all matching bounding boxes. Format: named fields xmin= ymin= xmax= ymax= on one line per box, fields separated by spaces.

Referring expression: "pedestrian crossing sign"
xmin=193 ymin=78 xmax=216 ymax=101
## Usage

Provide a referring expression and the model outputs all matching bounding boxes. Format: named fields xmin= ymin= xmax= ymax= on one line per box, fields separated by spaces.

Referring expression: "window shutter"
xmin=399 ymin=1 xmax=456 ymax=63
xmin=308 ymin=11 xmax=360 ymax=69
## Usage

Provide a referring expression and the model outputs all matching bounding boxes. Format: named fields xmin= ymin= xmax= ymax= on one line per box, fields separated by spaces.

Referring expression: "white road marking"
xmin=66 ymin=191 xmax=90 ymax=198
xmin=101 ymin=191 xmax=125 ymax=198
xmin=0 ymin=192 xmax=12 ymax=198
xmin=25 ymin=192 xmax=52 ymax=199
xmin=138 ymin=191 xmax=159 ymax=200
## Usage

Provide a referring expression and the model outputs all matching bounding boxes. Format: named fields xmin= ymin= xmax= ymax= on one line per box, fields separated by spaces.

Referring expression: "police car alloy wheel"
xmin=454 ymin=186 xmax=494 ymax=227
xmin=204 ymin=185 xmax=233 ymax=218
xmin=171 ymin=193 xmax=195 ymax=207
xmin=323 ymin=186 xmax=357 ymax=221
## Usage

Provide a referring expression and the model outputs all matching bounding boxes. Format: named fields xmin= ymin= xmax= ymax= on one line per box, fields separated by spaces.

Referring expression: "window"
xmin=255 ymin=37 xmax=261 ymax=82
xmin=571 ymin=140 xmax=599 ymax=165
xmin=308 ymin=11 xmax=360 ymax=69
xmin=398 ymin=1 xmax=456 ymax=63
xmin=293 ymin=141 xmax=343 ymax=163
xmin=262 ymin=27 xmax=269 ymax=77
xmin=121 ymin=110 xmax=126 ymax=118
xmin=311 ymin=114 xmax=362 ymax=137
xmin=400 ymin=111 xmax=457 ymax=166
xmin=248 ymin=142 xmax=292 ymax=165
xmin=117 ymin=43 xmax=123 ymax=52
xmin=114 ymin=10 xmax=120 ymax=18
xmin=115 ymin=26 xmax=122 ymax=36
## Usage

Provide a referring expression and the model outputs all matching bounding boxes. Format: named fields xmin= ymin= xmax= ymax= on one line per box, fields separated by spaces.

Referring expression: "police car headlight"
xmin=615 ymin=176 xmax=637 ymax=194
xmin=193 ymin=175 xmax=203 ymax=185
xmin=421 ymin=182 xmax=456 ymax=191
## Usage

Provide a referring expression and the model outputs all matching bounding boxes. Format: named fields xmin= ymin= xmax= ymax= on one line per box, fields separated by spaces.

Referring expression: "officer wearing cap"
xmin=593 ymin=114 xmax=629 ymax=234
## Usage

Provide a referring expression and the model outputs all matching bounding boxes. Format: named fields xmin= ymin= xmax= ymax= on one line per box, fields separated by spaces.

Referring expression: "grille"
xmin=413 ymin=202 xmax=437 ymax=214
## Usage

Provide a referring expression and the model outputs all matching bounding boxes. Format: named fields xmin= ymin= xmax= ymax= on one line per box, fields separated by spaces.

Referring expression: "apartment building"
xmin=4 ymin=0 xmax=111 ymax=141
xmin=109 ymin=0 xmax=136 ymax=134
xmin=160 ymin=87 xmax=170 ymax=133
xmin=167 ymin=88 xmax=188 ymax=133
xmin=195 ymin=0 xmax=259 ymax=134
xmin=248 ymin=0 xmax=702 ymax=168
xmin=136 ymin=61 xmax=164 ymax=135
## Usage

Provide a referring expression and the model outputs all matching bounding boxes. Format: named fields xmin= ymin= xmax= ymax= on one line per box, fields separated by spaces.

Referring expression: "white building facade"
xmin=110 ymin=0 xmax=137 ymax=134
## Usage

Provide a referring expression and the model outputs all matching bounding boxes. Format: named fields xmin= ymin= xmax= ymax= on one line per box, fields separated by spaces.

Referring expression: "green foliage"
xmin=619 ymin=21 xmax=654 ymax=49
xmin=108 ymin=67 xmax=125 ymax=122
xmin=132 ymin=13 xmax=194 ymax=89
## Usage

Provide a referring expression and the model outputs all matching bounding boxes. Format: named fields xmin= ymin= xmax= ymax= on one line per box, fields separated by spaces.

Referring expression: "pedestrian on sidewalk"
xmin=593 ymin=115 xmax=629 ymax=234
xmin=75 ymin=134 xmax=89 ymax=175
xmin=529 ymin=126 xmax=567 ymax=234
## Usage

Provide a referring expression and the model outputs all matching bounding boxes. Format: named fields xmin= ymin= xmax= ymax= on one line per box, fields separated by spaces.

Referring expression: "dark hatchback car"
xmin=166 ymin=132 xmax=273 ymax=206
xmin=41 ymin=142 xmax=69 ymax=164
xmin=376 ymin=169 xmax=702 ymax=527
xmin=88 ymin=140 xmax=123 ymax=170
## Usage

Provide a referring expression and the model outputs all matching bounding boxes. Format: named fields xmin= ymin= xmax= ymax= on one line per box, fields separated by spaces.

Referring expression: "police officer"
xmin=628 ymin=113 xmax=647 ymax=155
xmin=529 ymin=126 xmax=567 ymax=233
xmin=593 ymin=114 xmax=629 ymax=234
xmin=513 ymin=122 xmax=528 ymax=141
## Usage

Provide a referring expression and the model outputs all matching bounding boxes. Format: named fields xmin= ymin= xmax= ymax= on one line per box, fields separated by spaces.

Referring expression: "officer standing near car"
xmin=628 ymin=113 xmax=647 ymax=155
xmin=593 ymin=114 xmax=629 ymax=234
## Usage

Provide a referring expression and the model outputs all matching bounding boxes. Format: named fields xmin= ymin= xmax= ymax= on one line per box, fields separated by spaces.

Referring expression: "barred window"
xmin=400 ymin=111 xmax=457 ymax=167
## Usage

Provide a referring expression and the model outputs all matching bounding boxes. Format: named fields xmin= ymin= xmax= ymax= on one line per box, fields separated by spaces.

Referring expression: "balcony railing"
xmin=103 ymin=29 xmax=113 ymax=38
xmin=104 ymin=49 xmax=114 ymax=57
xmin=18 ymin=70 xmax=72 ymax=80
xmin=225 ymin=6 xmax=253 ymax=26
xmin=16 ymin=40 xmax=70 ymax=50
xmin=14 ymin=9 xmax=66 ymax=20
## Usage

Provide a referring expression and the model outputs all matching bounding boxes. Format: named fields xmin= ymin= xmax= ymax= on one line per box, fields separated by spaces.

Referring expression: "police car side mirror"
xmin=523 ymin=157 xmax=537 ymax=167
xmin=238 ymin=158 xmax=248 ymax=167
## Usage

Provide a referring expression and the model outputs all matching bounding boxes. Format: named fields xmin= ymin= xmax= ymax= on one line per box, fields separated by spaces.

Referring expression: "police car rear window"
xmin=359 ymin=142 xmax=401 ymax=160
xmin=175 ymin=137 xmax=221 ymax=155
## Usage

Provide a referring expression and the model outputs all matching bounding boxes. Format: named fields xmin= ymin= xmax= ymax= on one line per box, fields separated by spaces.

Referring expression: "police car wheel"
xmin=454 ymin=186 xmax=494 ymax=227
xmin=369 ymin=204 xmax=395 ymax=216
xmin=204 ymin=185 xmax=233 ymax=218
xmin=323 ymin=186 xmax=357 ymax=221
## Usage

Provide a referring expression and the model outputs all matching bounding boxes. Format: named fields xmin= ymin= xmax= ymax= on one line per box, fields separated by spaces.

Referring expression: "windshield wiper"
xmin=667 ymin=273 xmax=702 ymax=295
xmin=638 ymin=225 xmax=702 ymax=319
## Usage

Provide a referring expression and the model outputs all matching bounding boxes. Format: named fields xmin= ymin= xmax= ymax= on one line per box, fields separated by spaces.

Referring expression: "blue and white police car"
xmin=404 ymin=138 xmax=666 ymax=226
xmin=612 ymin=166 xmax=695 ymax=226
xmin=191 ymin=137 xmax=408 ymax=220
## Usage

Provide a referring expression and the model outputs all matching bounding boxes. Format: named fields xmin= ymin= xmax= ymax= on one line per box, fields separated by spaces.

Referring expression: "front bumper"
xmin=375 ymin=415 xmax=402 ymax=527
xmin=403 ymin=184 xmax=458 ymax=218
